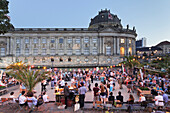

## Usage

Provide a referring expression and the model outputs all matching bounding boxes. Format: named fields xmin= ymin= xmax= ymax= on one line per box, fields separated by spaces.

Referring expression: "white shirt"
xmin=19 ymin=95 xmax=27 ymax=104
xmin=155 ymin=95 xmax=164 ymax=106
xmin=60 ymin=80 xmax=65 ymax=86
xmin=43 ymin=94 xmax=49 ymax=102
xmin=27 ymin=97 xmax=37 ymax=107
xmin=140 ymin=96 xmax=146 ymax=102
xmin=9 ymin=95 xmax=16 ymax=103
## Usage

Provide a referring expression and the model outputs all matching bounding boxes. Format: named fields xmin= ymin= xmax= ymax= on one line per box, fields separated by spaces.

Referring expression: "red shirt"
xmin=93 ymin=87 xmax=100 ymax=96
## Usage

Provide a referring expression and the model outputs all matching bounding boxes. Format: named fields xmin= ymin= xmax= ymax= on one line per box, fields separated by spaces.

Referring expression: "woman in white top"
xmin=42 ymin=92 xmax=49 ymax=102
xmin=138 ymin=93 xmax=146 ymax=102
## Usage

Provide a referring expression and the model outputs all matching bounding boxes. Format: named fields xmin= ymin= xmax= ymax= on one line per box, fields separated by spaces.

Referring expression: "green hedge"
xmin=139 ymin=87 xmax=149 ymax=90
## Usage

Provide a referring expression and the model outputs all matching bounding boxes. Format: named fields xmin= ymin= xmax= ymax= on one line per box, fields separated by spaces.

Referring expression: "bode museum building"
xmin=0 ymin=9 xmax=137 ymax=68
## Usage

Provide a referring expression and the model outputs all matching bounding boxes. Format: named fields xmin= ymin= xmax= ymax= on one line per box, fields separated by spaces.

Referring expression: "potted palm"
xmin=6 ymin=62 xmax=49 ymax=92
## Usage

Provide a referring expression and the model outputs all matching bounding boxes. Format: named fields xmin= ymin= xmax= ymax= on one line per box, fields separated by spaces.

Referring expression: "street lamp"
xmin=51 ymin=58 xmax=54 ymax=72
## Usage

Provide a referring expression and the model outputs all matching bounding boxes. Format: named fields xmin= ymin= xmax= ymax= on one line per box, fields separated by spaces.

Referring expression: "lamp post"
xmin=51 ymin=58 xmax=54 ymax=72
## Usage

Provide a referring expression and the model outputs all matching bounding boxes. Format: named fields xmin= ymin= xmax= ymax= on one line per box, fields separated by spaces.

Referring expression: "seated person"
xmin=138 ymin=93 xmax=146 ymax=102
xmin=9 ymin=92 xmax=16 ymax=103
xmin=116 ymin=91 xmax=123 ymax=103
xmin=19 ymin=91 xmax=27 ymax=107
xmin=154 ymin=92 xmax=164 ymax=107
xmin=108 ymin=92 xmax=115 ymax=105
xmin=127 ymin=94 xmax=134 ymax=104
xmin=27 ymin=91 xmax=37 ymax=108
xmin=42 ymin=92 xmax=49 ymax=102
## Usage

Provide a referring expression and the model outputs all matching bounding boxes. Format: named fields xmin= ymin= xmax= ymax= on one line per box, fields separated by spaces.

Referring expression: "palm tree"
xmin=6 ymin=62 xmax=49 ymax=92
xmin=122 ymin=55 xmax=140 ymax=75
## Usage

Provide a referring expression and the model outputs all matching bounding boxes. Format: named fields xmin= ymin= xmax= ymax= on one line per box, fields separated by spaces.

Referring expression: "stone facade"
xmin=0 ymin=9 xmax=137 ymax=68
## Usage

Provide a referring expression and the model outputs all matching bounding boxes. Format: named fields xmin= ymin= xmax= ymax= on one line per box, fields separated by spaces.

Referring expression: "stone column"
xmin=46 ymin=37 xmax=50 ymax=55
xmin=117 ymin=38 xmax=120 ymax=55
xmin=114 ymin=37 xmax=116 ymax=55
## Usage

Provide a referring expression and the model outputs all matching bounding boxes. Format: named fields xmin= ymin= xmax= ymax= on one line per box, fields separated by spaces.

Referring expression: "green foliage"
xmin=0 ymin=0 xmax=14 ymax=34
xmin=121 ymin=56 xmax=140 ymax=75
xmin=6 ymin=62 xmax=49 ymax=92
xmin=139 ymin=87 xmax=149 ymax=90
xmin=0 ymin=86 xmax=6 ymax=89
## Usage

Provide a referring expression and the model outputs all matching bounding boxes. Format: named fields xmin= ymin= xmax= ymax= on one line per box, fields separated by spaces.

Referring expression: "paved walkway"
xmin=1 ymin=80 xmax=139 ymax=102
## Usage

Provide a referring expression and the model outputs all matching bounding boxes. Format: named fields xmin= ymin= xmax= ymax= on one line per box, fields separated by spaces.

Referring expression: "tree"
xmin=122 ymin=56 xmax=140 ymax=75
xmin=6 ymin=62 xmax=49 ymax=92
xmin=0 ymin=0 xmax=14 ymax=34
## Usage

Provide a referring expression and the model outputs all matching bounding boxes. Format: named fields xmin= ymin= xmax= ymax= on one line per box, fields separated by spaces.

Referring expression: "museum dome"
xmin=89 ymin=9 xmax=122 ymax=29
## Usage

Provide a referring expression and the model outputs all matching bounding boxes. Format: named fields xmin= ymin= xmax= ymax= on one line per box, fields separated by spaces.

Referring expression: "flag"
xmin=108 ymin=13 xmax=113 ymax=20
xmin=4 ymin=14 xmax=10 ymax=20
xmin=140 ymin=69 xmax=143 ymax=81
xmin=122 ymin=63 xmax=125 ymax=73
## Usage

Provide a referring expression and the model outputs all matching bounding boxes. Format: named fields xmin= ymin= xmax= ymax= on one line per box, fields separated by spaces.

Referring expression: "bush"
xmin=139 ymin=87 xmax=149 ymax=90
xmin=0 ymin=86 xmax=6 ymax=90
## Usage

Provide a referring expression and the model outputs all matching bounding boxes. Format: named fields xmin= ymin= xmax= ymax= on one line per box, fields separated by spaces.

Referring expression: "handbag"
xmin=74 ymin=103 xmax=80 ymax=112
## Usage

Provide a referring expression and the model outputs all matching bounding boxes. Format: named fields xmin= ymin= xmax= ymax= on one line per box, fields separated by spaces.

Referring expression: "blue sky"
xmin=8 ymin=0 xmax=170 ymax=46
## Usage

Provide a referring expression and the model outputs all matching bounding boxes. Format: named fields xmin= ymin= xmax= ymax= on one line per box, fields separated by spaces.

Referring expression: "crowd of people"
xmin=39 ymin=67 xmax=169 ymax=109
xmin=0 ymin=67 xmax=169 ymax=111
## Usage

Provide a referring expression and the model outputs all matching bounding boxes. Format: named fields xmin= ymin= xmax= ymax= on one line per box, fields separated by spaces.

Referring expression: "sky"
xmin=8 ymin=0 xmax=170 ymax=46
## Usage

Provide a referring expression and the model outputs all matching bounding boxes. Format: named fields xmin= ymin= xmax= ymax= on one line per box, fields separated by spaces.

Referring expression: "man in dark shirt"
xmin=116 ymin=91 xmax=124 ymax=103
xmin=108 ymin=92 xmax=115 ymax=105
xmin=93 ymin=83 xmax=100 ymax=108
xmin=64 ymin=82 xmax=70 ymax=109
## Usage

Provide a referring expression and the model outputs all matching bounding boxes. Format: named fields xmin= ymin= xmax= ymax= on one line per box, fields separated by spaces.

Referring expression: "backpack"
xmin=37 ymin=95 xmax=44 ymax=105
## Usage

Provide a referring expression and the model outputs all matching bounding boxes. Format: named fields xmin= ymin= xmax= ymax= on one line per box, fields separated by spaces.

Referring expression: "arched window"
xmin=128 ymin=47 xmax=132 ymax=55
xmin=60 ymin=58 xmax=63 ymax=62
xmin=68 ymin=57 xmax=71 ymax=62
xmin=120 ymin=47 xmax=125 ymax=56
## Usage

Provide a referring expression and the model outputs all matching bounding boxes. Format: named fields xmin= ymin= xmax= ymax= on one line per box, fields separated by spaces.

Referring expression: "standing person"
xmin=118 ymin=74 xmax=123 ymax=89
xmin=41 ymin=80 xmax=47 ymax=92
xmin=100 ymin=84 xmax=106 ymax=107
xmin=51 ymin=76 xmax=55 ymax=89
xmin=64 ymin=82 xmax=70 ymax=109
xmin=78 ymin=82 xmax=87 ymax=109
xmin=93 ymin=83 xmax=100 ymax=108
xmin=90 ymin=74 xmax=93 ymax=83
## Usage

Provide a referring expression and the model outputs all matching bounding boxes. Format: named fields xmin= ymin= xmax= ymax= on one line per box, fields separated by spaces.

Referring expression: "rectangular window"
xmin=84 ymin=49 xmax=89 ymax=55
xmin=33 ymin=49 xmax=38 ymax=56
xmin=75 ymin=38 xmax=80 ymax=44
xmin=25 ymin=48 xmax=29 ymax=56
xmin=75 ymin=49 xmax=81 ymax=55
xmin=33 ymin=38 xmax=38 ymax=43
xmin=92 ymin=38 xmax=97 ymax=43
xmin=106 ymin=46 xmax=111 ymax=55
xmin=84 ymin=37 xmax=89 ymax=43
xmin=121 ymin=39 xmax=125 ymax=43
xmin=25 ymin=38 xmax=29 ymax=43
xmin=51 ymin=38 xmax=55 ymax=43
xmin=16 ymin=48 xmax=21 ymax=56
xmin=0 ymin=48 xmax=5 ymax=56
xmin=50 ymin=49 xmax=55 ymax=55
xmin=92 ymin=49 xmax=98 ymax=55
xmin=67 ymin=38 xmax=72 ymax=43
xmin=16 ymin=38 xmax=20 ymax=44
xmin=42 ymin=49 xmax=46 ymax=55
xmin=42 ymin=38 xmax=46 ymax=43
xmin=67 ymin=49 xmax=72 ymax=55
xmin=59 ymin=38 xmax=64 ymax=43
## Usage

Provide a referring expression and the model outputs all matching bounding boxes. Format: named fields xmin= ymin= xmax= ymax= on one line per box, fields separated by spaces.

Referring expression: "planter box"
xmin=137 ymin=88 xmax=151 ymax=96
